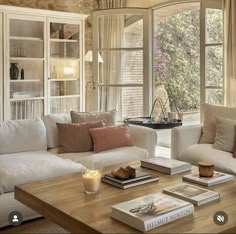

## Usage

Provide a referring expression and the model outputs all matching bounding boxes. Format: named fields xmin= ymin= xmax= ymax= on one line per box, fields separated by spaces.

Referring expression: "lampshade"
xmin=85 ymin=51 xmax=104 ymax=63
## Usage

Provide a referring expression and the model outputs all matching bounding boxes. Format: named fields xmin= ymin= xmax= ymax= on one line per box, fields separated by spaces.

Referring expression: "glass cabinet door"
xmin=6 ymin=15 xmax=45 ymax=120
xmin=49 ymin=20 xmax=81 ymax=114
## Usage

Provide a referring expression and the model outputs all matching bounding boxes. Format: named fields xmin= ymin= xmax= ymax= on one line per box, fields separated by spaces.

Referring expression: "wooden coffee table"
xmin=15 ymin=161 xmax=236 ymax=233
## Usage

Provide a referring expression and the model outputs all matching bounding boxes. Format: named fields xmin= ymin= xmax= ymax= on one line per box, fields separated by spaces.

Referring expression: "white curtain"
xmin=223 ymin=0 xmax=236 ymax=107
xmin=98 ymin=0 xmax=126 ymax=113
xmin=11 ymin=100 xmax=43 ymax=120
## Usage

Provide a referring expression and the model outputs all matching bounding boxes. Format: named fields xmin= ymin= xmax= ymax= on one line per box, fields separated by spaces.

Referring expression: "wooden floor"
xmin=0 ymin=218 xmax=68 ymax=233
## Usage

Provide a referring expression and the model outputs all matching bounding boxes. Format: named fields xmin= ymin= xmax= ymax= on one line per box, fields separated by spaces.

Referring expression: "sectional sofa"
xmin=0 ymin=113 xmax=157 ymax=227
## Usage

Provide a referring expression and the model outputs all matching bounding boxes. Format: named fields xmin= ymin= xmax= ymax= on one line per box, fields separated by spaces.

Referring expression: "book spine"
xmin=144 ymin=205 xmax=194 ymax=231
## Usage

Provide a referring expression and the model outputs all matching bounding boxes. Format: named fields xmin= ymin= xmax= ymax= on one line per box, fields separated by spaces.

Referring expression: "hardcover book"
xmin=104 ymin=170 xmax=152 ymax=185
xmin=141 ymin=157 xmax=191 ymax=175
xmin=111 ymin=193 xmax=194 ymax=232
xmin=102 ymin=175 xmax=159 ymax=189
xmin=163 ymin=183 xmax=220 ymax=206
xmin=183 ymin=171 xmax=234 ymax=186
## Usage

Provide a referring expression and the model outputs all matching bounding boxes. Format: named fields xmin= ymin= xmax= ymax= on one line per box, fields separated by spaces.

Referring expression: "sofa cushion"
xmin=50 ymin=146 xmax=148 ymax=167
xmin=0 ymin=118 xmax=47 ymax=155
xmin=89 ymin=124 xmax=133 ymax=153
xmin=179 ymin=144 xmax=236 ymax=175
xmin=42 ymin=113 xmax=71 ymax=149
xmin=0 ymin=151 xmax=84 ymax=194
xmin=71 ymin=110 xmax=117 ymax=126
xmin=213 ymin=117 xmax=236 ymax=152
xmin=57 ymin=121 xmax=105 ymax=154
xmin=200 ymin=103 xmax=236 ymax=144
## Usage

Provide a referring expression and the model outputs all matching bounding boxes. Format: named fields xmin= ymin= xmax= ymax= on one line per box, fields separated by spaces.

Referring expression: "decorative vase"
xmin=153 ymin=84 xmax=170 ymax=119
xmin=10 ymin=63 xmax=19 ymax=80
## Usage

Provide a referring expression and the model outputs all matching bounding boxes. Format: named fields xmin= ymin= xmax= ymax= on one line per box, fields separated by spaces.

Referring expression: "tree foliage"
xmin=154 ymin=9 xmax=223 ymax=111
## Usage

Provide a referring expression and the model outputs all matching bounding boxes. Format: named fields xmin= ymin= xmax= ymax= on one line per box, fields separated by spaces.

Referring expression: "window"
xmin=153 ymin=3 xmax=201 ymax=125
xmin=92 ymin=9 xmax=151 ymax=120
xmin=152 ymin=0 xmax=223 ymax=125
xmin=92 ymin=1 xmax=223 ymax=122
xmin=202 ymin=5 xmax=223 ymax=106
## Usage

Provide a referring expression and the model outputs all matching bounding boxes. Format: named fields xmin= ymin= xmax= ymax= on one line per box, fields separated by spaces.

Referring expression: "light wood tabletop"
xmin=15 ymin=161 xmax=236 ymax=233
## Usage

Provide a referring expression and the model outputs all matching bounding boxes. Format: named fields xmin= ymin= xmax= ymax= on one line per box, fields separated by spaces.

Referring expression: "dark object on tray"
xmin=124 ymin=117 xmax=182 ymax=129
xmin=112 ymin=166 xmax=137 ymax=179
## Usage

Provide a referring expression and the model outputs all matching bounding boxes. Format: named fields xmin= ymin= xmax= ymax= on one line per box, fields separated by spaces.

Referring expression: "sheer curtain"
xmin=98 ymin=0 xmax=126 ymax=113
xmin=223 ymin=0 xmax=236 ymax=107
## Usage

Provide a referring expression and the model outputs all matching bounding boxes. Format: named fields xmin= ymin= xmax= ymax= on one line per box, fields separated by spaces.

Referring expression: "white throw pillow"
xmin=0 ymin=118 xmax=47 ymax=155
xmin=0 ymin=151 xmax=84 ymax=194
xmin=42 ymin=113 xmax=71 ymax=149
xmin=200 ymin=103 xmax=236 ymax=144
xmin=213 ymin=117 xmax=236 ymax=152
xmin=71 ymin=110 xmax=117 ymax=126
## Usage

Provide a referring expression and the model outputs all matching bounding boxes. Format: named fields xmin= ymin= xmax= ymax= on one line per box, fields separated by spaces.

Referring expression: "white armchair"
xmin=171 ymin=125 xmax=236 ymax=175
xmin=171 ymin=125 xmax=202 ymax=160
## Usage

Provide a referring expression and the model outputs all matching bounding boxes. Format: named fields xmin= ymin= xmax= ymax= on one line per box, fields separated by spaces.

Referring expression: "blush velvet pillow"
xmin=89 ymin=124 xmax=133 ymax=153
xmin=57 ymin=121 xmax=105 ymax=154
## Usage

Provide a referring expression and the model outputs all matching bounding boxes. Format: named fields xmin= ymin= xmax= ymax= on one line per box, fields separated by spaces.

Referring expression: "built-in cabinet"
xmin=0 ymin=5 xmax=87 ymax=120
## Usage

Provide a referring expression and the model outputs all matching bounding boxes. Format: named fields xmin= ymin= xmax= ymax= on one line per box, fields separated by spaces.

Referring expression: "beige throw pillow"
xmin=200 ymin=103 xmax=236 ymax=144
xmin=57 ymin=121 xmax=105 ymax=154
xmin=213 ymin=117 xmax=236 ymax=153
xmin=71 ymin=110 xmax=117 ymax=126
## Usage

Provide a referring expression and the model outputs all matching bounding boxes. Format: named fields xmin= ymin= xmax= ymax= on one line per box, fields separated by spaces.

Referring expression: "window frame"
xmin=200 ymin=0 xmax=223 ymax=117
xmin=92 ymin=8 xmax=152 ymax=119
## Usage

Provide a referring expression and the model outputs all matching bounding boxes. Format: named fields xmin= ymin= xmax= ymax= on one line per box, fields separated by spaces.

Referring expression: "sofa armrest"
xmin=129 ymin=124 xmax=157 ymax=157
xmin=171 ymin=124 xmax=202 ymax=160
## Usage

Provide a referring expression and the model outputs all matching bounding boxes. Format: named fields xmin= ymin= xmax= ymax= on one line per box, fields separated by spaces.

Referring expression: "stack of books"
xmin=163 ymin=183 xmax=220 ymax=206
xmin=141 ymin=157 xmax=192 ymax=175
xmin=111 ymin=193 xmax=194 ymax=232
xmin=183 ymin=171 xmax=234 ymax=186
xmin=102 ymin=170 xmax=159 ymax=189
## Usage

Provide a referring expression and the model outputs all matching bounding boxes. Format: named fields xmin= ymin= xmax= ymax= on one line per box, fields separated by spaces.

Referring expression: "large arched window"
xmin=92 ymin=0 xmax=223 ymax=123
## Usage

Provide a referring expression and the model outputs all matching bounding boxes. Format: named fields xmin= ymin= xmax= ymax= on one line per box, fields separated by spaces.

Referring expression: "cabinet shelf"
xmin=10 ymin=57 xmax=44 ymax=61
xmin=10 ymin=79 xmax=41 ymax=83
xmin=50 ymin=78 xmax=79 ymax=81
xmin=50 ymin=39 xmax=78 ymax=43
xmin=10 ymin=36 xmax=43 ymax=42
xmin=10 ymin=97 xmax=44 ymax=102
xmin=50 ymin=95 xmax=80 ymax=99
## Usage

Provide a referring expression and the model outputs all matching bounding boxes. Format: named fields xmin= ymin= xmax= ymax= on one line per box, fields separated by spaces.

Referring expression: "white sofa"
xmin=0 ymin=113 xmax=157 ymax=228
xmin=171 ymin=124 xmax=236 ymax=175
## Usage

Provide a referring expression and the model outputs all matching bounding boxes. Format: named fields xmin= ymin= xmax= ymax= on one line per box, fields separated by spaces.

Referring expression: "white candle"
xmin=82 ymin=169 xmax=102 ymax=193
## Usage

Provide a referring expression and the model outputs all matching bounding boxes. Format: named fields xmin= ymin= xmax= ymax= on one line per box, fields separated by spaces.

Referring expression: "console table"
xmin=124 ymin=117 xmax=182 ymax=129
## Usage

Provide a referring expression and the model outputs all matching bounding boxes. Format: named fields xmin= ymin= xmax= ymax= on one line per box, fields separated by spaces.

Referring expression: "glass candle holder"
xmin=81 ymin=159 xmax=103 ymax=194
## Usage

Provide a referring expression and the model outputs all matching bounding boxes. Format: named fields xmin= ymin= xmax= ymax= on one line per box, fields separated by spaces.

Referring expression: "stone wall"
xmin=0 ymin=0 xmax=98 ymax=110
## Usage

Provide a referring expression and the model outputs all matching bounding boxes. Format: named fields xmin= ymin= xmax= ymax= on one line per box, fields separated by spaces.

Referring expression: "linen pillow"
xmin=0 ymin=118 xmax=47 ymax=154
xmin=57 ymin=121 xmax=105 ymax=154
xmin=71 ymin=110 xmax=117 ymax=126
xmin=42 ymin=113 xmax=71 ymax=149
xmin=89 ymin=124 xmax=133 ymax=153
xmin=213 ymin=117 xmax=236 ymax=152
xmin=200 ymin=103 xmax=236 ymax=144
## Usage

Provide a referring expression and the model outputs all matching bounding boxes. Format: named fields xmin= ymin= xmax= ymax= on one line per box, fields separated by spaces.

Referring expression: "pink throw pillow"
xmin=89 ymin=124 xmax=133 ymax=153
